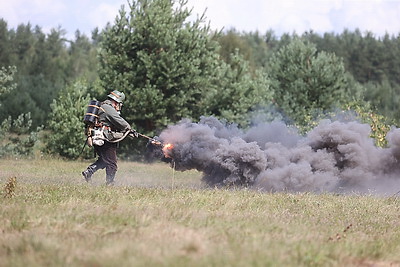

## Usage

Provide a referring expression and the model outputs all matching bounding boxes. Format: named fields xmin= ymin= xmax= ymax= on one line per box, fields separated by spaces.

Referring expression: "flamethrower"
xmin=82 ymin=100 xmax=174 ymax=159
xmin=129 ymin=130 xmax=175 ymax=159
xmin=129 ymin=130 xmax=162 ymax=146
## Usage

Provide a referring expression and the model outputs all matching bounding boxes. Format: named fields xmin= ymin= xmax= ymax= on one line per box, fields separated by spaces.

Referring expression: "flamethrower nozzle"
xmin=129 ymin=130 xmax=163 ymax=146
xmin=150 ymin=139 xmax=163 ymax=146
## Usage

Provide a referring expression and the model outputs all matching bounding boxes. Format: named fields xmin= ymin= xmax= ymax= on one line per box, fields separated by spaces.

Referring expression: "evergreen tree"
xmin=217 ymin=29 xmax=252 ymax=66
xmin=67 ymin=30 xmax=99 ymax=83
xmin=0 ymin=19 xmax=12 ymax=66
xmin=0 ymin=66 xmax=40 ymax=157
xmin=243 ymin=31 xmax=271 ymax=69
xmin=0 ymin=113 xmax=40 ymax=157
xmin=99 ymin=0 xmax=220 ymax=132
xmin=99 ymin=0 xmax=271 ymax=136
xmin=269 ymin=39 xmax=350 ymax=128
xmin=0 ymin=25 xmax=68 ymax=127
xmin=207 ymin=50 xmax=271 ymax=126
xmin=0 ymin=66 xmax=16 ymax=96
xmin=382 ymin=33 xmax=400 ymax=85
xmin=363 ymin=79 xmax=400 ymax=122
xmin=0 ymin=21 xmax=100 ymax=128
xmin=96 ymin=0 xmax=276 ymax=159
xmin=217 ymin=29 xmax=271 ymax=71
xmin=44 ymin=81 xmax=92 ymax=159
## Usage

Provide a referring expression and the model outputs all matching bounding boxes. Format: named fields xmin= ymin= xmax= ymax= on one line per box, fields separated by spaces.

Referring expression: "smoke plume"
xmin=158 ymin=116 xmax=400 ymax=195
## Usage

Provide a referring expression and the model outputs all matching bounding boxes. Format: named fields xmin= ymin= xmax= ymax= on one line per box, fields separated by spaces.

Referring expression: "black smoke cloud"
xmin=158 ymin=116 xmax=400 ymax=195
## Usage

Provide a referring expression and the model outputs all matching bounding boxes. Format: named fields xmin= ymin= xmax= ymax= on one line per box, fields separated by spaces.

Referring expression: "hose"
xmin=107 ymin=129 xmax=132 ymax=143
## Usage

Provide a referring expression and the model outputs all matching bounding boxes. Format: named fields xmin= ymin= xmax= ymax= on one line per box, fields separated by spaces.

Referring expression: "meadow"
xmin=1 ymin=158 xmax=400 ymax=266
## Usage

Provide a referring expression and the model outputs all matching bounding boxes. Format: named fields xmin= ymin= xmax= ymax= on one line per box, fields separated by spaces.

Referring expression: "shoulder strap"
xmin=99 ymin=101 xmax=106 ymax=113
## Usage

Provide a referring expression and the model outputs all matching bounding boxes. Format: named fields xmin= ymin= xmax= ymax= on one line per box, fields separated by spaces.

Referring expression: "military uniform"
xmin=82 ymin=92 xmax=131 ymax=185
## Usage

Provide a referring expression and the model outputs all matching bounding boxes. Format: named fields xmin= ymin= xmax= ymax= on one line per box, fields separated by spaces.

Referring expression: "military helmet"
xmin=107 ymin=90 xmax=125 ymax=103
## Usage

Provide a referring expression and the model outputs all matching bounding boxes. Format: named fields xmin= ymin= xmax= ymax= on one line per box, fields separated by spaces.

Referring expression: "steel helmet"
xmin=107 ymin=90 xmax=125 ymax=103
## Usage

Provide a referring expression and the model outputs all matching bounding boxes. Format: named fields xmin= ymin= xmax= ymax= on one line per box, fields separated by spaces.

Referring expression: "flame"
xmin=162 ymin=143 xmax=174 ymax=158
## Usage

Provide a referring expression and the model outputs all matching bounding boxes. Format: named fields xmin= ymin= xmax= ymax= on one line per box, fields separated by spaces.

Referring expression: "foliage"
xmin=0 ymin=113 xmax=40 ymax=157
xmin=44 ymin=81 xmax=92 ymax=159
xmin=207 ymin=50 xmax=272 ymax=126
xmin=345 ymin=101 xmax=393 ymax=147
xmin=363 ymin=79 xmax=400 ymax=123
xmin=0 ymin=66 xmax=40 ymax=157
xmin=219 ymin=29 xmax=400 ymax=87
xmin=0 ymin=19 xmax=99 ymax=127
xmin=218 ymin=29 xmax=400 ymax=126
xmin=216 ymin=29 xmax=253 ymax=66
xmin=268 ymin=39 xmax=350 ymax=129
xmin=302 ymin=30 xmax=400 ymax=85
xmin=3 ymin=16 xmax=400 ymax=158
xmin=300 ymin=101 xmax=393 ymax=148
xmin=0 ymin=66 xmax=16 ymax=96
xmin=216 ymin=30 xmax=271 ymax=71
xmin=98 ymin=0 xmax=272 ymax=158
xmin=99 ymin=0 xmax=271 ymax=132
xmin=99 ymin=0 xmax=217 ymax=131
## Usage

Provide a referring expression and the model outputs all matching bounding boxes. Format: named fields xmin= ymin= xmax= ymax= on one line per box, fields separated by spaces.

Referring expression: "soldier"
xmin=82 ymin=90 xmax=137 ymax=185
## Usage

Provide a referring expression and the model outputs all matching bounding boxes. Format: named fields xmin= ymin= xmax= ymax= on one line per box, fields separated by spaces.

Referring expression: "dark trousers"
xmin=92 ymin=142 xmax=118 ymax=176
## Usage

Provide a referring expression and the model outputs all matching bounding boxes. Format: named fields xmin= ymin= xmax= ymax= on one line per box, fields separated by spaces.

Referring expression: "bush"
xmin=269 ymin=39 xmax=350 ymax=129
xmin=44 ymin=81 xmax=92 ymax=159
xmin=0 ymin=113 xmax=40 ymax=157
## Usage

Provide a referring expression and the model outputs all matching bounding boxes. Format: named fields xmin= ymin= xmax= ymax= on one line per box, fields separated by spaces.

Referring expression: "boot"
xmin=106 ymin=173 xmax=116 ymax=186
xmin=82 ymin=164 xmax=97 ymax=182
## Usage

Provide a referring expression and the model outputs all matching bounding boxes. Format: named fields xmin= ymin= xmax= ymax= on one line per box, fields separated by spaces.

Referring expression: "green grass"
xmin=1 ymin=159 xmax=400 ymax=266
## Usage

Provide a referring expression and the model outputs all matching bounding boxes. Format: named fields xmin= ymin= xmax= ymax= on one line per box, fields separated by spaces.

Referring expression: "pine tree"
xmin=44 ymin=81 xmax=92 ymax=159
xmin=207 ymin=50 xmax=271 ymax=126
xmin=98 ymin=0 xmax=271 ymax=135
xmin=269 ymin=39 xmax=350 ymax=128
xmin=99 ymin=0 xmax=218 ymax=131
xmin=0 ymin=66 xmax=16 ymax=96
xmin=0 ymin=66 xmax=40 ymax=157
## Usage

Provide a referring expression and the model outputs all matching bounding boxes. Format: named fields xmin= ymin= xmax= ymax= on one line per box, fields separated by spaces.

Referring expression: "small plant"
xmin=345 ymin=101 xmax=392 ymax=147
xmin=3 ymin=176 xmax=17 ymax=198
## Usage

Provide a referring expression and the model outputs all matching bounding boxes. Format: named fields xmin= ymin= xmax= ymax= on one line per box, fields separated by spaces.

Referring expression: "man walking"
xmin=82 ymin=90 xmax=135 ymax=185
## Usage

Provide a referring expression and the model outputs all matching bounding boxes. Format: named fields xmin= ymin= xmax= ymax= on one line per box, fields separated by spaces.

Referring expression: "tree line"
xmin=0 ymin=0 xmax=398 ymax=159
xmin=218 ymin=29 xmax=400 ymax=122
xmin=0 ymin=19 xmax=101 ymax=127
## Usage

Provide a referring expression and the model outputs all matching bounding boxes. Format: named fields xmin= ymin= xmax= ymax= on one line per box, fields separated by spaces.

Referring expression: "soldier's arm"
xmin=102 ymin=104 xmax=131 ymax=132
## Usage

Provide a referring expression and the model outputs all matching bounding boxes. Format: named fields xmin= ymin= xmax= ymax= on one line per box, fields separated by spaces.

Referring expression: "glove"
xmin=129 ymin=129 xmax=139 ymax=138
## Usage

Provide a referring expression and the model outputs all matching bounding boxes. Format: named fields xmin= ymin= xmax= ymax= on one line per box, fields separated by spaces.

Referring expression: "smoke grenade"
xmin=158 ymin=116 xmax=400 ymax=194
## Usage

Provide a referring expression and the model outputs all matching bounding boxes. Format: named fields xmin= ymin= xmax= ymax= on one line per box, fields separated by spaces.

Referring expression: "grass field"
xmin=1 ymin=158 xmax=400 ymax=266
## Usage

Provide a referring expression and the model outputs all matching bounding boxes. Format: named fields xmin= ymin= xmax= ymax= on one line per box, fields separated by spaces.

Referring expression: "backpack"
xmin=83 ymin=100 xmax=105 ymax=146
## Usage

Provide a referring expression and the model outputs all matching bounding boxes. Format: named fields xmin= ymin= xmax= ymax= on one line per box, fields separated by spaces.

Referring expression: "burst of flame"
xmin=162 ymin=143 xmax=174 ymax=158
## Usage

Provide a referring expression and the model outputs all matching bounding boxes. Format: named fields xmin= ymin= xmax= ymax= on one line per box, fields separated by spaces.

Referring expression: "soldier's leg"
xmin=82 ymin=145 xmax=107 ymax=182
xmin=101 ymin=142 xmax=118 ymax=185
